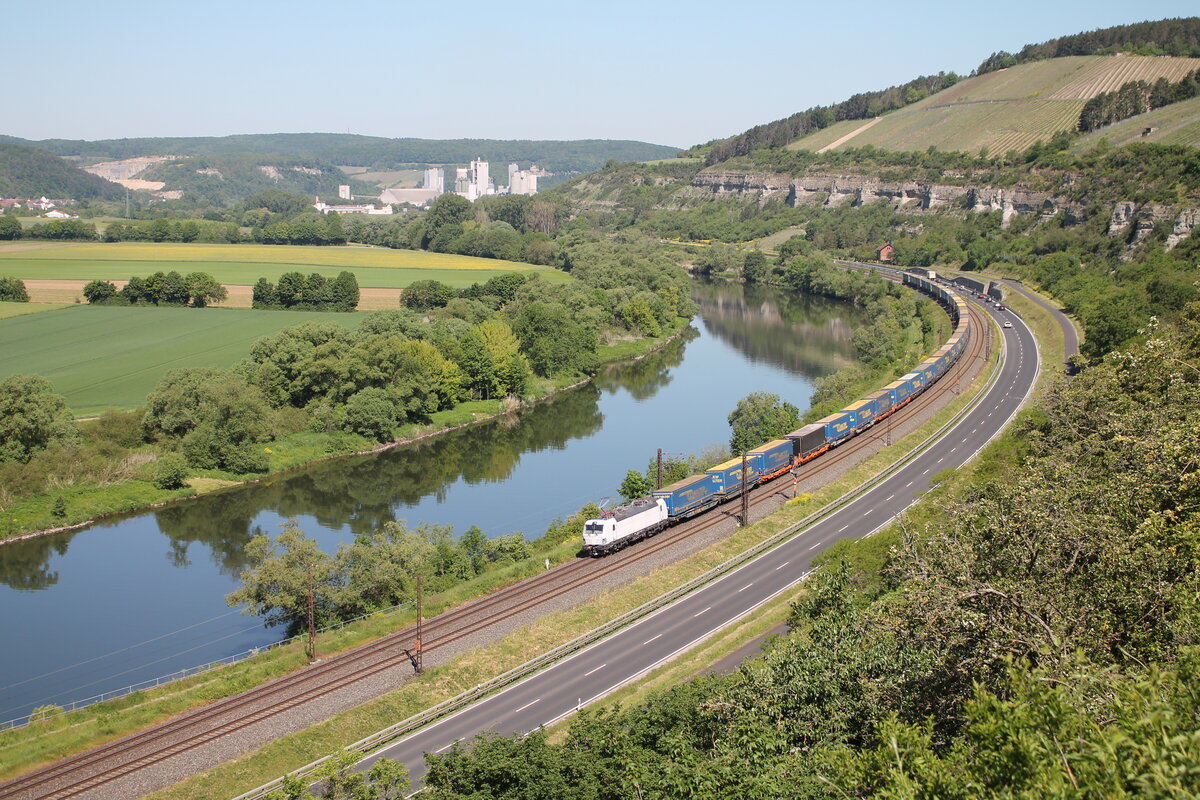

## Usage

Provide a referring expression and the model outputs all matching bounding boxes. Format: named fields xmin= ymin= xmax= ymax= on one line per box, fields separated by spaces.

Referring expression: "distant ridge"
xmin=0 ymin=142 xmax=124 ymax=200
xmin=0 ymin=134 xmax=681 ymax=176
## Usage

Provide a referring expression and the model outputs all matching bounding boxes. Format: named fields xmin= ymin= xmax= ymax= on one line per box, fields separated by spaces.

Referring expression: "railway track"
xmin=0 ymin=293 xmax=987 ymax=800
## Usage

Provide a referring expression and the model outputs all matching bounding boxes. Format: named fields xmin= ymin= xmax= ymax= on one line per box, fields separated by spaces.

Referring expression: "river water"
xmin=0 ymin=281 xmax=864 ymax=722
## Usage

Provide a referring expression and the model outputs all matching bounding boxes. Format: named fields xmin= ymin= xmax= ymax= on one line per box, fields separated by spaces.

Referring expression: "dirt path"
xmin=817 ymin=116 xmax=883 ymax=153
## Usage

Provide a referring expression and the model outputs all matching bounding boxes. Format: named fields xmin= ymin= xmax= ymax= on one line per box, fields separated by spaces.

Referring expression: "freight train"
xmin=582 ymin=273 xmax=971 ymax=556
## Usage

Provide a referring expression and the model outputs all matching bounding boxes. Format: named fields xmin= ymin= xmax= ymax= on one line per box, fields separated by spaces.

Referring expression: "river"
xmin=0 ymin=281 xmax=865 ymax=722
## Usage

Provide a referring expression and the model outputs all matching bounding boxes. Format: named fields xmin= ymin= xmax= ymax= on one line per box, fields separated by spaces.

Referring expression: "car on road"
xmin=1003 ymin=321 xmax=1013 ymax=328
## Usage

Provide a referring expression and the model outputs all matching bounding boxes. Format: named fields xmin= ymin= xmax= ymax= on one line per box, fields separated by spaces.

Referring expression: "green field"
xmin=0 ymin=305 xmax=369 ymax=415
xmin=0 ymin=301 xmax=72 ymax=319
xmin=0 ymin=242 xmax=572 ymax=288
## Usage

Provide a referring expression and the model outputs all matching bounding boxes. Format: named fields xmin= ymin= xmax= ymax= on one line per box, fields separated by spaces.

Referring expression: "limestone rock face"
xmin=1109 ymin=201 xmax=1137 ymax=236
xmin=1132 ymin=204 xmax=1175 ymax=244
xmin=1166 ymin=208 xmax=1200 ymax=250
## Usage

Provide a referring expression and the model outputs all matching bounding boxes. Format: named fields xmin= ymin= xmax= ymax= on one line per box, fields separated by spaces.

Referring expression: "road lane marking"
xmin=693 ymin=606 xmax=712 ymax=617
xmin=513 ymin=699 xmax=540 ymax=714
xmin=583 ymin=664 xmax=607 ymax=677
xmin=738 ymin=583 xmax=754 ymax=592
xmin=808 ymin=540 xmax=823 ymax=550
xmin=775 ymin=561 xmax=790 ymax=570
xmin=436 ymin=739 xmax=462 ymax=753
xmin=837 ymin=524 xmax=848 ymax=532
xmin=885 ymin=494 xmax=894 ymax=501
xmin=643 ymin=634 xmax=662 ymax=645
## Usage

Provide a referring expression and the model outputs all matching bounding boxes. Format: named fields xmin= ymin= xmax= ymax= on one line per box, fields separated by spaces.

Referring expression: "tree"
xmin=619 ymin=469 xmax=654 ymax=501
xmin=402 ymin=279 xmax=454 ymax=311
xmin=423 ymin=193 xmax=472 ymax=249
xmin=727 ymin=391 xmax=799 ymax=453
xmin=328 ymin=271 xmax=360 ymax=311
xmin=456 ymin=327 xmax=498 ymax=399
xmin=252 ymin=277 xmax=277 ymax=307
xmin=342 ymin=387 xmax=398 ymax=442
xmin=82 ymin=279 xmax=117 ymax=304
xmin=185 ymin=272 xmax=227 ymax=307
xmin=275 ymin=271 xmax=305 ymax=307
xmin=0 ymin=374 xmax=79 ymax=462
xmin=225 ymin=520 xmax=340 ymax=633
xmin=0 ymin=215 xmax=21 ymax=241
xmin=512 ymin=301 xmax=598 ymax=377
xmin=742 ymin=250 xmax=769 ymax=283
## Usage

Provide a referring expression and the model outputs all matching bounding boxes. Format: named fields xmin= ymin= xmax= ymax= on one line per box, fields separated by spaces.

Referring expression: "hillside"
xmin=786 ymin=54 xmax=1200 ymax=156
xmin=0 ymin=134 xmax=680 ymax=176
xmin=1072 ymin=93 xmax=1200 ymax=149
xmin=0 ymin=142 xmax=125 ymax=200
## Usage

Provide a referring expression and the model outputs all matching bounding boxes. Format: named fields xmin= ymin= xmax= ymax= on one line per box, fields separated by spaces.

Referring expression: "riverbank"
xmin=0 ymin=318 xmax=694 ymax=543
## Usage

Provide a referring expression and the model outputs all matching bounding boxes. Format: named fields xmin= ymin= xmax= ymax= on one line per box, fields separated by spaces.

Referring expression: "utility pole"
xmin=306 ymin=562 xmax=316 ymax=663
xmin=740 ymin=452 xmax=749 ymax=527
xmin=656 ymin=448 xmax=663 ymax=490
xmin=403 ymin=575 xmax=424 ymax=676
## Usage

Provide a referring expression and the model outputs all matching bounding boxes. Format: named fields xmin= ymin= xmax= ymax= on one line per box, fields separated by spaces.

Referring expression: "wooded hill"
xmin=0 ymin=134 xmax=680 ymax=176
xmin=0 ymin=142 xmax=124 ymax=200
xmin=697 ymin=17 xmax=1200 ymax=161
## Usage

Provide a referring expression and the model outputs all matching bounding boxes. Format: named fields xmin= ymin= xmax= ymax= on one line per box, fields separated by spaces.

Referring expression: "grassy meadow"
xmin=0 ymin=305 xmax=369 ymax=415
xmin=0 ymin=242 xmax=572 ymax=288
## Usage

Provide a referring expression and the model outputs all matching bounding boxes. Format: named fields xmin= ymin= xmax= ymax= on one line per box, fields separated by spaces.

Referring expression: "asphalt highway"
xmin=359 ymin=292 xmax=1041 ymax=789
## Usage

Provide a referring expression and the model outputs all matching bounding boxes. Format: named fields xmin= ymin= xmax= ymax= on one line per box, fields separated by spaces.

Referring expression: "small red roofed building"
xmin=876 ymin=241 xmax=895 ymax=263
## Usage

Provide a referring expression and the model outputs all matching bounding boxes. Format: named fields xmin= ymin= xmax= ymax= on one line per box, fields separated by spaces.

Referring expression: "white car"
xmin=1003 ymin=321 xmax=1013 ymax=329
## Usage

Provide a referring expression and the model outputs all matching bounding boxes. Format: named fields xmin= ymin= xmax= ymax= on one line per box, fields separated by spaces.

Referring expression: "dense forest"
xmin=0 ymin=142 xmax=124 ymax=200
xmin=975 ymin=15 xmax=1200 ymax=73
xmin=0 ymin=134 xmax=680 ymax=176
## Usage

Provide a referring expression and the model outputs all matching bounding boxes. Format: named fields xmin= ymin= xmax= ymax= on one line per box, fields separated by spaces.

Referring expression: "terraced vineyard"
xmin=787 ymin=54 xmax=1200 ymax=155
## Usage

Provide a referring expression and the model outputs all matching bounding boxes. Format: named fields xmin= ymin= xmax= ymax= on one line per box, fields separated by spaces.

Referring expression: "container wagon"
xmin=653 ymin=473 xmax=722 ymax=520
xmin=747 ymin=439 xmax=796 ymax=481
xmin=787 ymin=423 xmax=828 ymax=464
xmin=707 ymin=457 xmax=762 ymax=500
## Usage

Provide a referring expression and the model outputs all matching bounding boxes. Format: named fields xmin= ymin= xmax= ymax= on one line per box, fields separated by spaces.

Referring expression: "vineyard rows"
xmin=1050 ymin=55 xmax=1200 ymax=99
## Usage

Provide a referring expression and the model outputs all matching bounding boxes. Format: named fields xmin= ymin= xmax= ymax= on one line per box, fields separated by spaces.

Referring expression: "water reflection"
xmin=0 ymin=281 xmax=865 ymax=717
xmin=693 ymin=280 xmax=862 ymax=376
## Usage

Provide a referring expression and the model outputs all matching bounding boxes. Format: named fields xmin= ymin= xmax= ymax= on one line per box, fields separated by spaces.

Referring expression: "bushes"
xmin=0 ymin=277 xmax=29 ymax=302
xmin=152 ymin=453 xmax=189 ymax=489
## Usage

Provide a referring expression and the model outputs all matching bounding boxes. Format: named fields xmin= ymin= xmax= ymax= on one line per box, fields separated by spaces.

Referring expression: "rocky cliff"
xmin=688 ymin=169 xmax=1196 ymax=248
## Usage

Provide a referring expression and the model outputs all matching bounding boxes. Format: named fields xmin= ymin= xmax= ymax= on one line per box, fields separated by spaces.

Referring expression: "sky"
xmin=6 ymin=0 xmax=1200 ymax=149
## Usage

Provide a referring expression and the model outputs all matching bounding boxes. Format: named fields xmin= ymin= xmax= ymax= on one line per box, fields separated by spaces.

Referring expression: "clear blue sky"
xmin=7 ymin=0 xmax=1199 ymax=148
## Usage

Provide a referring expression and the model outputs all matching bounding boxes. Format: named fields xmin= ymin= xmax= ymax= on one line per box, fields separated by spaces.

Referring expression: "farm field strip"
xmin=0 ymin=306 xmax=367 ymax=415
xmin=0 ymin=259 xmax=569 ymax=289
xmin=0 ymin=243 xmax=534 ymax=271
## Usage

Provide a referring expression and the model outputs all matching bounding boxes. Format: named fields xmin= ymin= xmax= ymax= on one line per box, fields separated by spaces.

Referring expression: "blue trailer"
xmin=706 ymin=457 xmax=763 ymax=499
xmin=747 ymin=439 xmax=794 ymax=481
xmin=819 ymin=410 xmax=856 ymax=446
xmin=653 ymin=473 xmax=722 ymax=519
xmin=844 ymin=397 xmax=878 ymax=429
xmin=864 ymin=389 xmax=893 ymax=420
